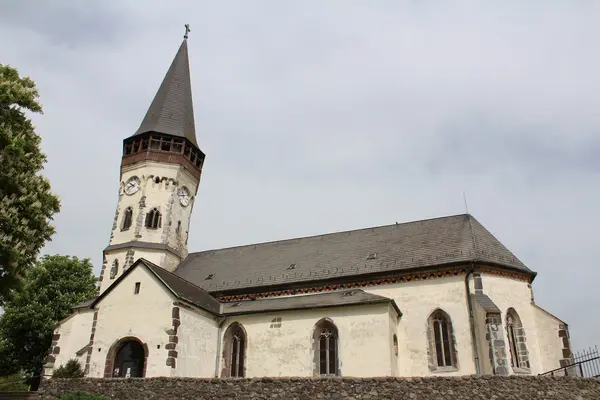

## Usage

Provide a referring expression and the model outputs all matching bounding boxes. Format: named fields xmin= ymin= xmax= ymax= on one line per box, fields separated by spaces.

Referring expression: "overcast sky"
xmin=2 ymin=1 xmax=599 ymax=352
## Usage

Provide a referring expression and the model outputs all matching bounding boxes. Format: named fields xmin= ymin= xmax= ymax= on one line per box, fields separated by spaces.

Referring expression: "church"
xmin=45 ymin=33 xmax=572 ymax=380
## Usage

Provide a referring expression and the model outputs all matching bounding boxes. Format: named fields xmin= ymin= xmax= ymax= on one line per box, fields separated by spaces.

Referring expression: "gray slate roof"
xmin=91 ymin=258 xmax=221 ymax=315
xmin=141 ymin=259 xmax=221 ymax=314
xmin=472 ymin=293 xmax=501 ymax=313
xmin=131 ymin=38 xmax=198 ymax=146
xmin=175 ymin=214 xmax=532 ymax=294
xmin=222 ymin=289 xmax=401 ymax=316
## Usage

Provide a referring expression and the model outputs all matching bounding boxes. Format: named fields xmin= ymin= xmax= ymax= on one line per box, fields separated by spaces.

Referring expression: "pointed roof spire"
xmin=133 ymin=26 xmax=198 ymax=146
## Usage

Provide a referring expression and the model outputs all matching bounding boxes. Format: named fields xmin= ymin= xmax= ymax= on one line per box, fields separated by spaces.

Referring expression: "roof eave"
xmin=222 ymin=298 xmax=395 ymax=317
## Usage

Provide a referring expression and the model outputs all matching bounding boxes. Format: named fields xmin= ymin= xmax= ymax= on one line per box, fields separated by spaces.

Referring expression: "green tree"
xmin=0 ymin=64 xmax=60 ymax=305
xmin=0 ymin=255 xmax=97 ymax=379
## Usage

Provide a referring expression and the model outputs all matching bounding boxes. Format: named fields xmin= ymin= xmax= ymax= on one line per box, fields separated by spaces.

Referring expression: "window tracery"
xmin=313 ymin=319 xmax=339 ymax=376
xmin=145 ymin=208 xmax=162 ymax=229
xmin=427 ymin=309 xmax=457 ymax=370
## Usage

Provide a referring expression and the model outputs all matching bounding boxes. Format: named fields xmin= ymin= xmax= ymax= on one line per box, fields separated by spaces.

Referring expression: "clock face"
xmin=124 ymin=176 xmax=140 ymax=195
xmin=178 ymin=186 xmax=190 ymax=207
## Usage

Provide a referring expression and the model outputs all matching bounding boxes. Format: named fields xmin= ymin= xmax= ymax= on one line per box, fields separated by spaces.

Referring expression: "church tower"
xmin=99 ymin=30 xmax=204 ymax=293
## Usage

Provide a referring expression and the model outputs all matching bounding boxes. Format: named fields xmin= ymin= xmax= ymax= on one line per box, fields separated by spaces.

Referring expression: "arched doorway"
xmin=110 ymin=339 xmax=146 ymax=378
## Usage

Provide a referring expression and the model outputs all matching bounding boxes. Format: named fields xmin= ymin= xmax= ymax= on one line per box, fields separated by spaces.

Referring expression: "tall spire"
xmin=133 ymin=29 xmax=198 ymax=146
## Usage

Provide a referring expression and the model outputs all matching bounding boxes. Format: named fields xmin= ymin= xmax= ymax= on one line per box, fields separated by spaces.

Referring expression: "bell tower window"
xmin=121 ymin=207 xmax=133 ymax=231
xmin=145 ymin=208 xmax=162 ymax=229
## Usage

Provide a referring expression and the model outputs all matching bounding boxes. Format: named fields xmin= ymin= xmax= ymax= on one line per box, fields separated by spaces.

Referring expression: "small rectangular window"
xmin=134 ymin=282 xmax=141 ymax=294
xmin=270 ymin=317 xmax=282 ymax=328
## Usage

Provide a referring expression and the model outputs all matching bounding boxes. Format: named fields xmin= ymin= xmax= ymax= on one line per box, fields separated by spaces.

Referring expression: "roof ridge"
xmin=185 ymin=213 xmax=470 ymax=257
xmin=466 ymin=213 xmax=479 ymax=263
xmin=144 ymin=259 xmax=215 ymax=296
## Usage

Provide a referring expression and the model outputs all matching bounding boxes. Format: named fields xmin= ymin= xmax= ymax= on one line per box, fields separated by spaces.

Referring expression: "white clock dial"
xmin=124 ymin=176 xmax=140 ymax=195
xmin=178 ymin=187 xmax=191 ymax=207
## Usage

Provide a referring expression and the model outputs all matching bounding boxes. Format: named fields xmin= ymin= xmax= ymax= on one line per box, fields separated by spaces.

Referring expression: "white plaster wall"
xmin=174 ymin=307 xmax=219 ymax=378
xmin=483 ymin=273 xmax=544 ymax=374
xmin=366 ymin=275 xmax=475 ymax=377
xmin=533 ymin=306 xmax=564 ymax=373
xmin=111 ymin=162 xmax=198 ymax=249
xmin=222 ymin=303 xmax=393 ymax=378
xmin=98 ymin=160 xmax=199 ymax=291
xmin=89 ymin=266 xmax=176 ymax=378
xmin=49 ymin=310 xmax=95 ymax=373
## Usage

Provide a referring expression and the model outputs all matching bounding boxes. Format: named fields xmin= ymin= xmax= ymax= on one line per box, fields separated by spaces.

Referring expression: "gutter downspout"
xmin=465 ymin=213 xmax=481 ymax=376
xmin=465 ymin=262 xmax=481 ymax=375
xmin=214 ymin=317 xmax=226 ymax=377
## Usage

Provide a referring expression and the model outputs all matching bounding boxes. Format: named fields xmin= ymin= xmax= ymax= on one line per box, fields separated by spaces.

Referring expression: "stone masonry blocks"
xmin=486 ymin=312 xmax=509 ymax=376
xmin=165 ymin=305 xmax=180 ymax=369
xmin=40 ymin=376 xmax=600 ymax=400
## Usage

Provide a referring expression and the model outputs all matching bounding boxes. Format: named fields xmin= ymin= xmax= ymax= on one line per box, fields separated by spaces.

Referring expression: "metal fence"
xmin=540 ymin=346 xmax=600 ymax=378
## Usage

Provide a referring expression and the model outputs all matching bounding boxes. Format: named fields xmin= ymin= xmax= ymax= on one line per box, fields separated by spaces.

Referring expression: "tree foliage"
xmin=52 ymin=359 xmax=84 ymax=379
xmin=0 ymin=255 xmax=97 ymax=377
xmin=0 ymin=64 xmax=60 ymax=304
xmin=0 ymin=373 xmax=29 ymax=392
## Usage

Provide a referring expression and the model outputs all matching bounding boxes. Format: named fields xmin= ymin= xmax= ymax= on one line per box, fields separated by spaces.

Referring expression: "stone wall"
xmin=40 ymin=376 xmax=600 ymax=400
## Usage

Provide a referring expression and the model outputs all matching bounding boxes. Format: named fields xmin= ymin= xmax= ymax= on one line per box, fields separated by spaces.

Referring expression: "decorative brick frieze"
xmin=217 ymin=267 xmax=470 ymax=302
xmin=216 ymin=266 xmax=532 ymax=303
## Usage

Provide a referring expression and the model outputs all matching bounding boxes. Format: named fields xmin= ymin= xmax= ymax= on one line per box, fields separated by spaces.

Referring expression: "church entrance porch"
xmin=104 ymin=337 xmax=148 ymax=378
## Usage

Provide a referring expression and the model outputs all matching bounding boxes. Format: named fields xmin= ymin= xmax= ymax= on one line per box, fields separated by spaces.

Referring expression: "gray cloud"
xmin=1 ymin=0 xmax=599 ymax=352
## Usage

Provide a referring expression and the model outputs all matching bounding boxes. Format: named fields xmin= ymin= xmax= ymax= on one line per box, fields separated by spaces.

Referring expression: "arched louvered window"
xmin=121 ymin=207 xmax=133 ymax=231
xmin=506 ymin=308 xmax=530 ymax=370
xmin=109 ymin=260 xmax=119 ymax=279
xmin=313 ymin=318 xmax=339 ymax=376
xmin=145 ymin=208 xmax=161 ymax=229
xmin=427 ymin=309 xmax=457 ymax=370
xmin=221 ymin=323 xmax=246 ymax=378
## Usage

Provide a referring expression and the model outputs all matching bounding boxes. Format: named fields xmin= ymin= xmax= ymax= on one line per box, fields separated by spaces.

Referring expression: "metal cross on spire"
xmin=184 ymin=24 xmax=191 ymax=39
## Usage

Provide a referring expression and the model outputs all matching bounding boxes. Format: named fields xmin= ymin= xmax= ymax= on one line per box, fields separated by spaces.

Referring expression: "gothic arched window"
xmin=121 ymin=207 xmax=133 ymax=231
xmin=109 ymin=260 xmax=119 ymax=279
xmin=145 ymin=208 xmax=161 ymax=229
xmin=506 ymin=308 xmax=530 ymax=370
xmin=313 ymin=319 xmax=339 ymax=376
xmin=427 ymin=309 xmax=457 ymax=370
xmin=221 ymin=323 xmax=246 ymax=378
